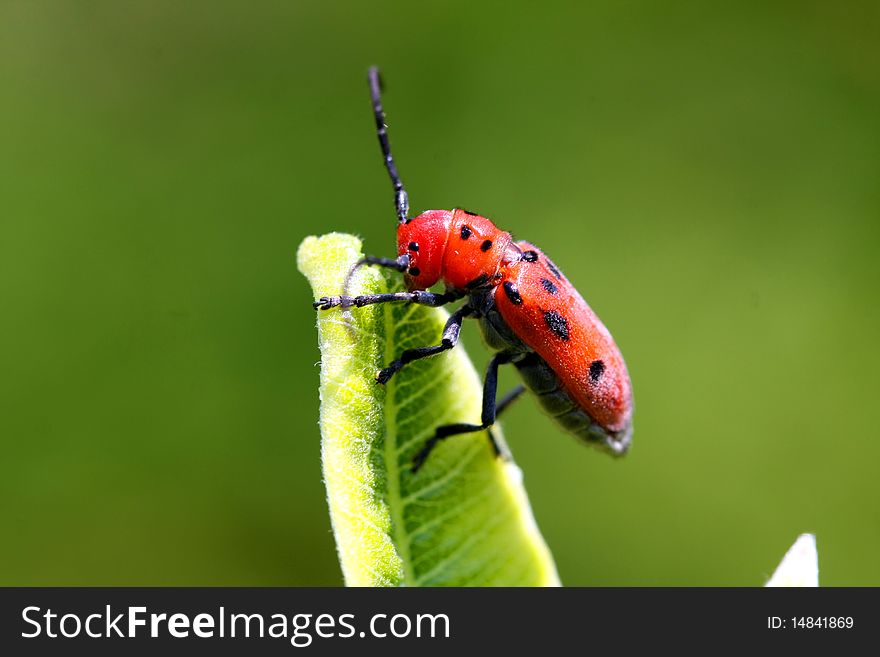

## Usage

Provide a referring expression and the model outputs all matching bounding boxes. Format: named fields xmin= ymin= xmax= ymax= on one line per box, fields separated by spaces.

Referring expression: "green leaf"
xmin=297 ymin=232 xmax=560 ymax=586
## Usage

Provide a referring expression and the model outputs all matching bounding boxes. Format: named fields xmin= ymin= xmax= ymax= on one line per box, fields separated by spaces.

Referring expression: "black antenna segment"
xmin=368 ymin=66 xmax=409 ymax=224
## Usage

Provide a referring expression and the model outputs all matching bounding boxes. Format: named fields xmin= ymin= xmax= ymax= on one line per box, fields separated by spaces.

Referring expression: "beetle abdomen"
xmin=513 ymin=352 xmax=631 ymax=456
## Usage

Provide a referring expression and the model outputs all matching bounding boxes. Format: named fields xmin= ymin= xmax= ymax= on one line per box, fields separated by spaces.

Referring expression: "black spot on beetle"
xmin=503 ymin=281 xmax=523 ymax=305
xmin=466 ymin=273 xmax=490 ymax=288
xmin=480 ymin=239 xmax=493 ymax=252
xmin=545 ymin=257 xmax=564 ymax=280
xmin=541 ymin=278 xmax=558 ymax=295
xmin=462 ymin=209 xmax=479 ymax=217
xmin=544 ymin=310 xmax=570 ymax=341
xmin=408 ymin=241 xmax=419 ymax=252
xmin=460 ymin=225 xmax=472 ymax=240
xmin=589 ymin=360 xmax=605 ymax=383
xmin=522 ymin=250 xmax=539 ymax=262
xmin=408 ymin=267 xmax=421 ymax=277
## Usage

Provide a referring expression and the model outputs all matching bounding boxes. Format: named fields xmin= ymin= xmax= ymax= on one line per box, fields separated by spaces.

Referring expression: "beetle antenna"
xmin=368 ymin=66 xmax=409 ymax=224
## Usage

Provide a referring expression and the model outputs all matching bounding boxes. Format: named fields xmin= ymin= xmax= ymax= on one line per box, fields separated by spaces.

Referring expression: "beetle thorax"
xmin=397 ymin=208 xmax=518 ymax=293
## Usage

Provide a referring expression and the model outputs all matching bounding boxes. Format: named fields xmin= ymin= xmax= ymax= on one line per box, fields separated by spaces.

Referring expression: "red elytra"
xmin=313 ymin=69 xmax=633 ymax=470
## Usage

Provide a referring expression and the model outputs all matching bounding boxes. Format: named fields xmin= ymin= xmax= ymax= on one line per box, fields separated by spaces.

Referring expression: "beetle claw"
xmin=376 ymin=367 xmax=394 ymax=384
xmin=313 ymin=296 xmax=341 ymax=310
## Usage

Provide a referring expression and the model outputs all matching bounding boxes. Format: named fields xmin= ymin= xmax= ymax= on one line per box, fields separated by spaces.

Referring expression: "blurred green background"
xmin=1 ymin=1 xmax=878 ymax=586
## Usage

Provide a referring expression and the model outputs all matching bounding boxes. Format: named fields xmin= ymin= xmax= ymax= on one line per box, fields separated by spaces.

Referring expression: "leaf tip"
xmin=766 ymin=533 xmax=818 ymax=587
xmin=296 ymin=232 xmax=364 ymax=287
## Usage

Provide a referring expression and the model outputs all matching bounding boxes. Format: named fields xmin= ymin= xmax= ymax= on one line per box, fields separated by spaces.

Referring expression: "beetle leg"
xmin=355 ymin=255 xmax=410 ymax=272
xmin=341 ymin=254 xmax=411 ymax=297
xmin=486 ymin=384 xmax=526 ymax=460
xmin=411 ymin=354 xmax=525 ymax=472
xmin=313 ymin=289 xmax=458 ymax=311
xmin=375 ymin=305 xmax=473 ymax=384
xmin=311 ymin=253 xmax=411 ymax=310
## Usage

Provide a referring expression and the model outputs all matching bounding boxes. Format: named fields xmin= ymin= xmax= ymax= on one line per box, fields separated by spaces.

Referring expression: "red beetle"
xmin=314 ymin=68 xmax=633 ymax=471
